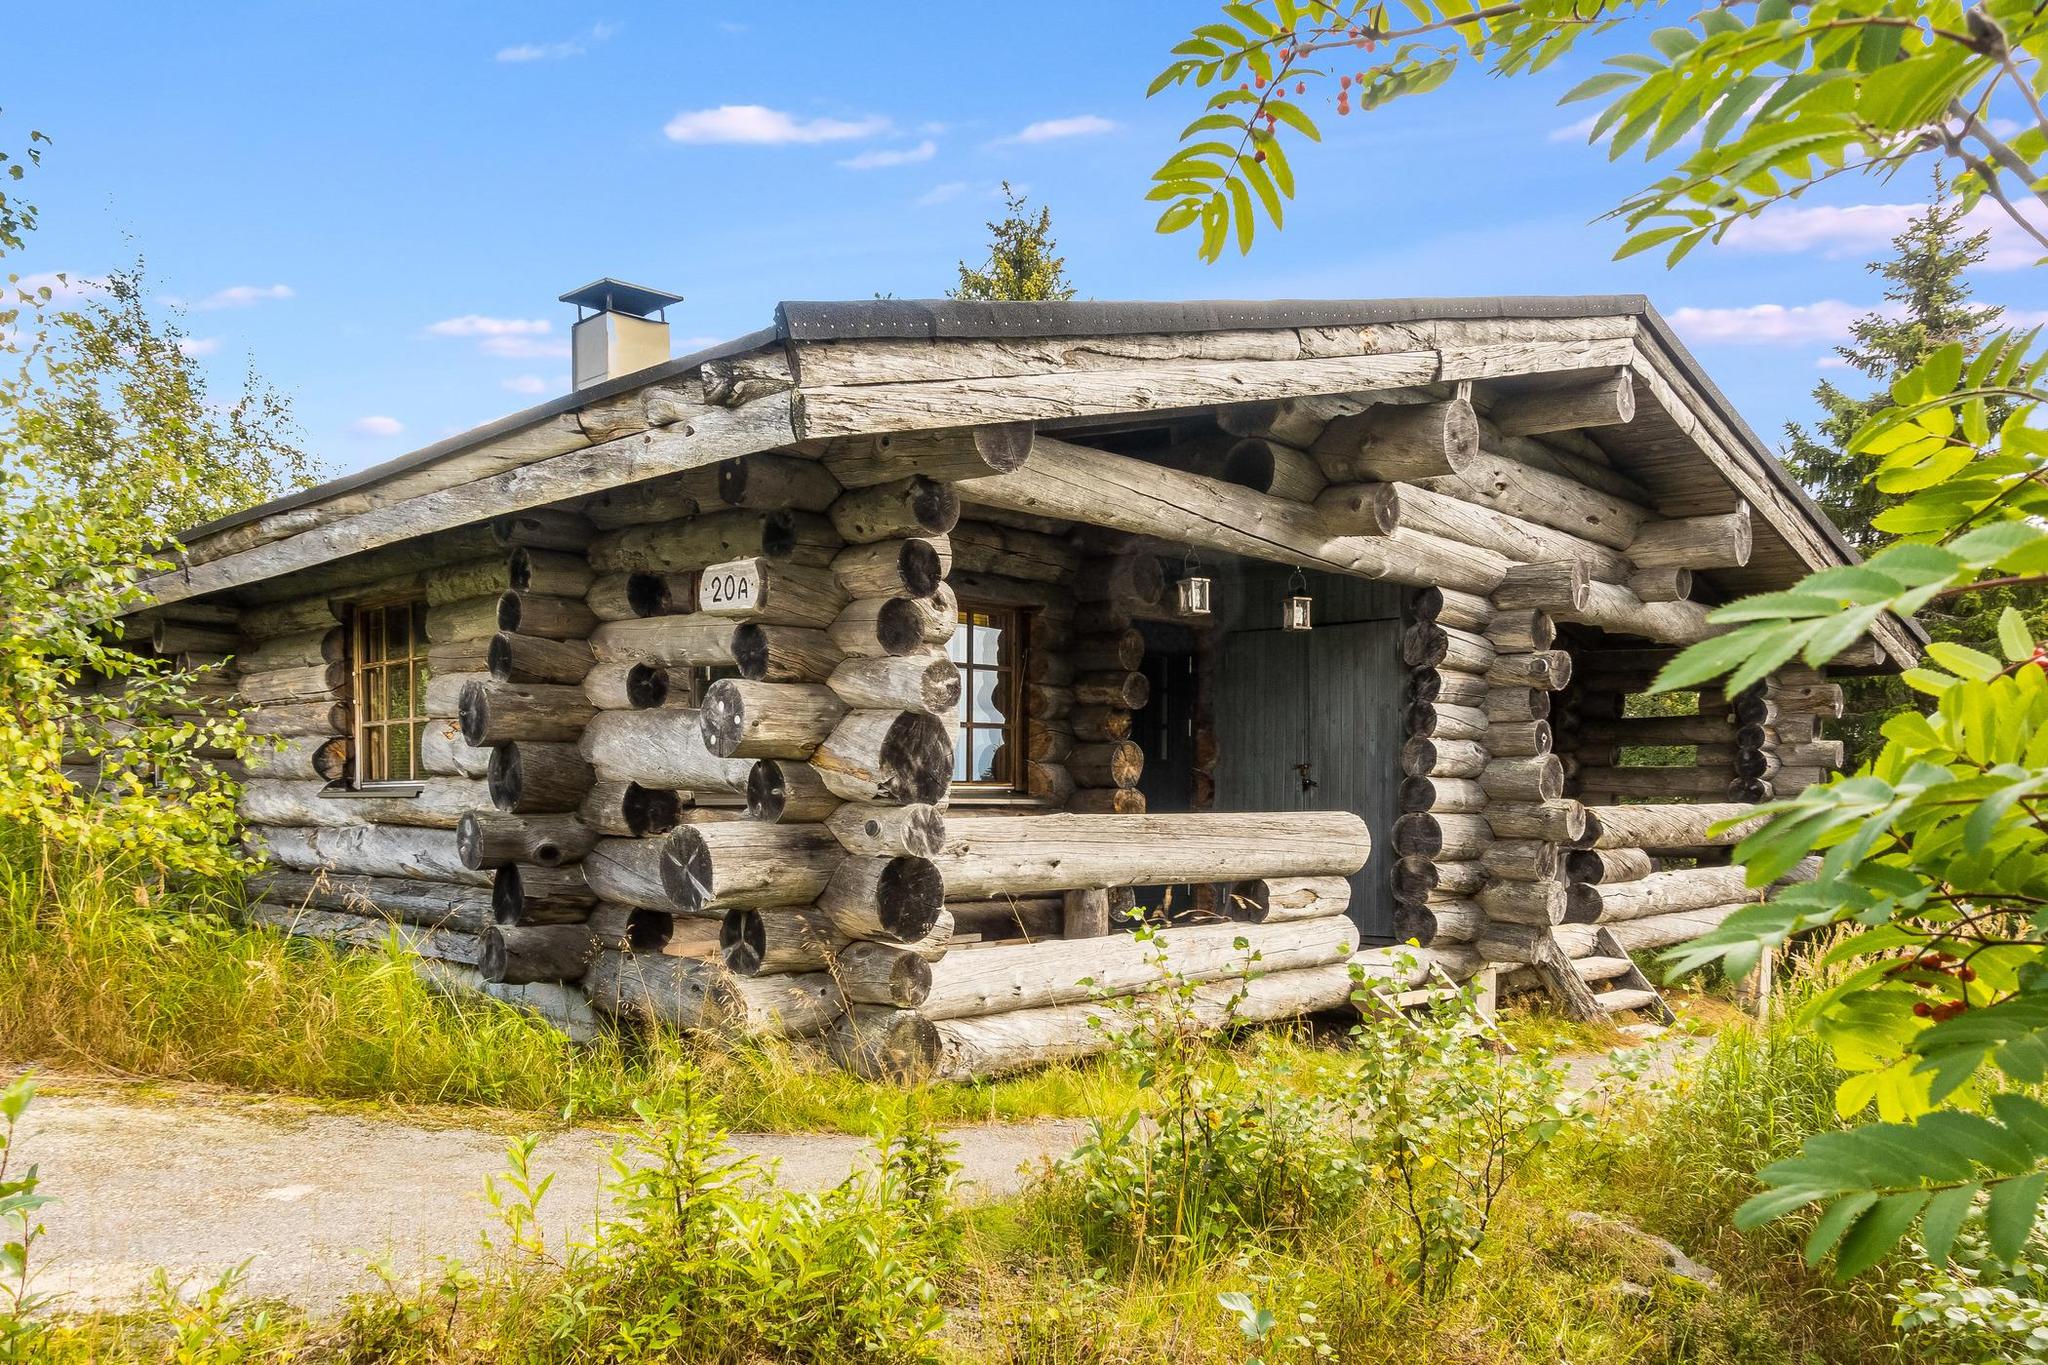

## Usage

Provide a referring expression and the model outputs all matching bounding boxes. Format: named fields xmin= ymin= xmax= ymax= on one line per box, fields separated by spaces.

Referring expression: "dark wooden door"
xmin=1211 ymin=569 xmax=1404 ymax=942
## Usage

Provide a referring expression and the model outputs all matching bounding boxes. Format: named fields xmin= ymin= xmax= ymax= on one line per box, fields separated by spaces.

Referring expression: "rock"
xmin=1568 ymin=1210 xmax=1720 ymax=1289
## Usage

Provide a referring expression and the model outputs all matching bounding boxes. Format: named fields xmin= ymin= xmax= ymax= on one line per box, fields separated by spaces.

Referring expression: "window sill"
xmin=320 ymin=781 xmax=425 ymax=801
xmin=949 ymin=791 xmax=1054 ymax=809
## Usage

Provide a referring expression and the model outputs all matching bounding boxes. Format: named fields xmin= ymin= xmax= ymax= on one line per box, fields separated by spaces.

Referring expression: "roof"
xmin=160 ymin=294 xmax=1921 ymax=657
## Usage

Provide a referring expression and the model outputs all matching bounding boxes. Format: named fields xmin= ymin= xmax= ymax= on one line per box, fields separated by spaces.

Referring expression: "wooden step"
xmin=1595 ymin=987 xmax=1660 ymax=1015
xmin=1574 ymin=954 xmax=1631 ymax=984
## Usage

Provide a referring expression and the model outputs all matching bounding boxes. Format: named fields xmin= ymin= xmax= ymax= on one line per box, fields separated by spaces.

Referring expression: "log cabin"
xmin=126 ymin=287 xmax=1917 ymax=1079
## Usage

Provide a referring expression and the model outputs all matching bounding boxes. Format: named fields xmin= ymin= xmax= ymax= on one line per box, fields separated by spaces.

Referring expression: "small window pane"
xmin=972 ymin=621 xmax=1004 ymax=665
xmin=971 ymin=729 xmax=1005 ymax=784
xmin=971 ymin=669 xmax=1004 ymax=724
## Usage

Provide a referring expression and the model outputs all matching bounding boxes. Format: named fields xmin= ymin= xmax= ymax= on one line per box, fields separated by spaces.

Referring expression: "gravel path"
xmin=17 ymin=1033 xmax=1702 ymax=1313
xmin=19 ymin=1082 xmax=1089 ymax=1310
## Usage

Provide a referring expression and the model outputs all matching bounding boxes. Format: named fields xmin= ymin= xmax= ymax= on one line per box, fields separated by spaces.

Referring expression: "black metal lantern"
xmin=1281 ymin=567 xmax=1313 ymax=631
xmin=1175 ymin=549 xmax=1213 ymax=618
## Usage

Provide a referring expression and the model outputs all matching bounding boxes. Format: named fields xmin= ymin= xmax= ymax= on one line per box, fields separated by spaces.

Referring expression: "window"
xmin=950 ymin=604 xmax=1024 ymax=790
xmin=352 ymin=599 xmax=431 ymax=786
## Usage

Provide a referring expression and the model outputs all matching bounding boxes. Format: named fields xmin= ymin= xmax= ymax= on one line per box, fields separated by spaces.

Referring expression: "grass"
xmin=0 ymin=831 xmax=1136 ymax=1134
xmin=0 ymin=830 xmax=1972 ymax=1360
xmin=20 ymin=1001 xmax=1937 ymax=1363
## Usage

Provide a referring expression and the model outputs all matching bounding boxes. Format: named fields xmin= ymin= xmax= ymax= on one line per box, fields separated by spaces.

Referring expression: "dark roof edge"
xmin=177 ymin=326 xmax=780 ymax=543
xmin=772 ymin=294 xmax=1654 ymax=341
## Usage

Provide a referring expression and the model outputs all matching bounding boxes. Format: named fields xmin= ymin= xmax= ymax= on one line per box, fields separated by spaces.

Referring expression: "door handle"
xmin=1295 ymin=761 xmax=1319 ymax=794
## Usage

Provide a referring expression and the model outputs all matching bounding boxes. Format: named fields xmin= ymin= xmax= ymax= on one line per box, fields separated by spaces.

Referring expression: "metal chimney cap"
xmin=558 ymin=278 xmax=685 ymax=318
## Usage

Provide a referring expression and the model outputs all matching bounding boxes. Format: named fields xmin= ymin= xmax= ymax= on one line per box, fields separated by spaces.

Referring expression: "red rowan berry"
xmin=1254 ymin=149 xmax=1266 ymax=161
xmin=1959 ymin=966 xmax=1977 ymax=982
xmin=1913 ymin=1001 xmax=1933 ymax=1017
xmin=1295 ymin=81 xmax=1306 ymax=93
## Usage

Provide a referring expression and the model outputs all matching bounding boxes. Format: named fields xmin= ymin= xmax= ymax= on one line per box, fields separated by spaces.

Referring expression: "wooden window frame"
xmin=349 ymin=597 xmax=431 ymax=790
xmin=952 ymin=602 xmax=1028 ymax=795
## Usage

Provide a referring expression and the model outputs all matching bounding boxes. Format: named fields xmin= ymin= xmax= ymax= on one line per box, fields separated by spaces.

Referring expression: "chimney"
xmin=559 ymin=278 xmax=684 ymax=389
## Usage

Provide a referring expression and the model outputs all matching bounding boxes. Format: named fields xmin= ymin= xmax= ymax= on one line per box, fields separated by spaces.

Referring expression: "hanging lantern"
xmin=1281 ymin=567 xmax=1314 ymax=631
xmin=1175 ymin=549 xmax=1213 ymax=618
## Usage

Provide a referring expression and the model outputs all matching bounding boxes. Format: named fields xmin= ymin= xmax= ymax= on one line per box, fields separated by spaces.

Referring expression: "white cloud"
xmin=663 ymin=105 xmax=888 ymax=145
xmin=177 ymin=337 xmax=221 ymax=357
xmin=1547 ymin=114 xmax=1600 ymax=144
xmin=194 ymin=283 xmax=293 ymax=310
xmin=480 ymin=335 xmax=570 ymax=359
xmin=916 ymin=181 xmax=969 ymax=206
xmin=1668 ymin=300 xmax=1866 ymax=344
xmin=839 ymin=139 xmax=937 ymax=170
xmin=501 ymin=374 xmax=550 ymax=395
xmin=997 ymin=114 xmax=1117 ymax=145
xmin=497 ymin=22 xmax=617 ymax=62
xmin=1723 ymin=200 xmax=2048 ymax=269
xmin=349 ymin=415 xmax=405 ymax=437
xmin=1817 ymin=354 xmax=1852 ymax=370
xmin=426 ymin=314 xmax=551 ymax=338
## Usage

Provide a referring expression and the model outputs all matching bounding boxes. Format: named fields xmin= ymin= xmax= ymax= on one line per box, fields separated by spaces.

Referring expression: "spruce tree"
xmin=1783 ymin=175 xmax=2001 ymax=552
xmin=951 ymin=183 xmax=1076 ymax=302
xmin=1781 ymin=176 xmax=2017 ymax=768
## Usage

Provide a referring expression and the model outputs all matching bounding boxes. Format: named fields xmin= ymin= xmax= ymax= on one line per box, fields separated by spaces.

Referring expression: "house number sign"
xmin=698 ymin=558 xmax=764 ymax=616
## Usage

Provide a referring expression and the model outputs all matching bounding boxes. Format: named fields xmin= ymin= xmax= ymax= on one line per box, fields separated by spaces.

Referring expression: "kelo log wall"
xmin=218 ymin=339 xmax=1867 ymax=1065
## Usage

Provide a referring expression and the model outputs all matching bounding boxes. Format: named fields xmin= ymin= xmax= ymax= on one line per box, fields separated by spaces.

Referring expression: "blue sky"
xmin=11 ymin=2 xmax=2047 ymax=481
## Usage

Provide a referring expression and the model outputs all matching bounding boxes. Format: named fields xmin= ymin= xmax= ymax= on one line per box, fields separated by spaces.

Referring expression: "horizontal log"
xmin=1566 ymin=857 xmax=1817 ymax=924
xmin=234 ymin=627 xmax=346 ymax=674
xmin=1564 ymin=847 xmax=1656 ymax=885
xmin=1492 ymin=560 xmax=1589 ymax=613
xmin=817 ymin=855 xmax=947 ymax=943
xmin=244 ymin=700 xmax=350 ymax=737
xmin=829 ymin=476 xmax=961 ymax=544
xmin=831 ymin=535 xmax=950 ymax=599
xmin=1311 ymin=398 xmax=1477 ymax=482
xmin=507 ymin=545 xmax=595 ymax=598
xmin=458 ymin=681 xmax=595 ymax=746
xmin=820 ymin=423 xmax=1035 ymax=488
xmin=1627 ymin=566 xmax=1693 ymax=603
xmin=1393 ymin=812 xmax=1491 ymax=859
xmin=699 ymin=679 xmax=847 ymax=759
xmin=578 ymin=780 xmax=684 ymax=839
xmin=489 ymin=632 xmax=596 ymax=685
xmin=1587 ymin=803 xmax=1765 ymax=849
xmin=1489 ymin=369 xmax=1635 ymax=436
xmin=583 ymin=950 xmax=739 ymax=1032
xmin=660 ymin=822 xmax=843 ymax=913
xmin=479 ymin=923 xmax=595 ymax=985
xmin=745 ymin=758 xmax=840 ymax=823
xmin=697 ymin=557 xmax=847 ymax=628
xmin=910 ymin=958 xmax=1379 ymax=1081
xmin=589 ymin=508 xmax=836 ymax=575
xmin=589 ymin=617 xmax=738 ymax=667
xmin=585 ymin=571 xmax=690 ymax=621
xmin=825 ymin=802 xmax=947 ymax=858
xmin=962 ymin=434 xmax=1510 ymax=595
xmin=1556 ymin=582 xmax=1717 ymax=646
xmin=917 ymin=916 xmax=1354 ymax=1026
xmin=578 ymin=708 xmax=753 ymax=794
xmin=1628 ymin=506 xmax=1752 ymax=570
xmin=1218 ymin=875 xmax=1352 ymax=924
xmin=248 ymin=902 xmax=480 ymax=966
xmin=1410 ymin=585 xmax=1493 ymax=631
xmin=248 ymin=871 xmax=491 ymax=935
xmin=236 ymin=661 xmax=349 ymax=706
xmin=456 ymin=812 xmax=596 ymax=869
xmin=933 ymin=811 xmax=1370 ymax=898
xmin=581 ymin=660 xmax=673 ymax=711
xmin=492 ymin=863 xmax=597 ymax=925
xmin=1418 ymin=449 xmax=1646 ymax=550
xmin=811 ymin=709 xmax=954 ymax=805
xmin=581 ymin=838 xmax=673 ymax=911
xmin=717 ymin=451 xmax=842 ymax=512
xmin=251 ymin=824 xmax=488 ymax=886
xmin=1391 ymin=898 xmax=1484 ymax=946
xmin=1484 ymin=800 xmax=1589 ymax=843
xmin=488 ymin=741 xmax=594 ymax=814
